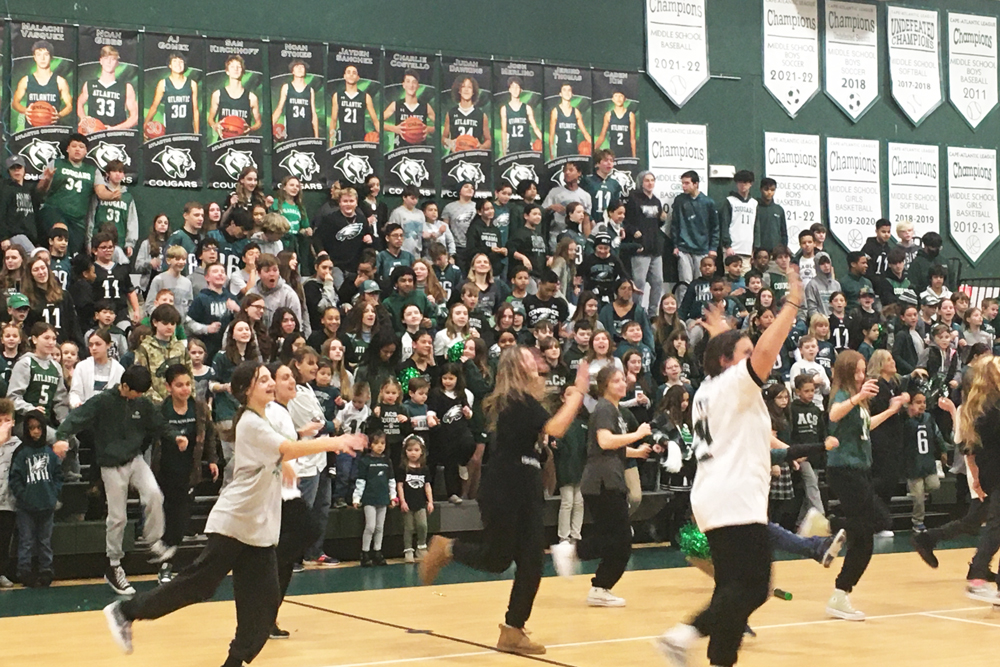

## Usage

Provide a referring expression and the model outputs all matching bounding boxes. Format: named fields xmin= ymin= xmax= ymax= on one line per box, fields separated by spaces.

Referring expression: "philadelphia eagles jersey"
xmin=164 ymin=77 xmax=194 ymax=134
xmin=505 ymin=102 xmax=530 ymax=153
xmin=337 ymin=90 xmax=366 ymax=144
xmin=554 ymin=106 xmax=578 ymax=157
xmin=94 ymin=261 xmax=135 ymax=321
xmin=581 ymin=174 xmax=622 ymax=224
xmin=87 ymin=78 xmax=128 ymax=126
xmin=208 ymin=230 xmax=248 ymax=277
xmin=218 ymin=86 xmax=251 ymax=123
xmin=285 ymin=82 xmax=314 ymax=139
xmin=26 ymin=73 xmax=59 ymax=108
xmin=50 ymin=255 xmax=71 ymax=290
xmin=607 ymin=109 xmax=631 ymax=155
xmin=449 ymin=105 xmax=484 ymax=143
xmin=396 ymin=101 xmax=430 ymax=146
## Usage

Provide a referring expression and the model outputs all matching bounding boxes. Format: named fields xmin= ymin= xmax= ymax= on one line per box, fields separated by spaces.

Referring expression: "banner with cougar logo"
xmin=9 ymin=22 xmax=77 ymax=180
xmin=492 ymin=61 xmax=544 ymax=196
xmin=77 ymin=27 xmax=139 ymax=183
xmin=205 ymin=37 xmax=264 ymax=190
xmin=591 ymin=69 xmax=640 ymax=197
xmin=441 ymin=56 xmax=492 ymax=198
xmin=383 ymin=50 xmax=437 ymax=196
xmin=543 ymin=65 xmax=592 ymax=197
xmin=327 ymin=44 xmax=381 ymax=190
xmin=270 ymin=41 xmax=327 ymax=189
xmin=142 ymin=32 xmax=204 ymax=188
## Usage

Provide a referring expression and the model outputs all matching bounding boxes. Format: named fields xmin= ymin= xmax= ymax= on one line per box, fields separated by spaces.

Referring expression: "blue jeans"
xmin=334 ymin=453 xmax=358 ymax=501
xmin=16 ymin=509 xmax=54 ymax=578
xmin=304 ymin=473 xmax=333 ymax=560
xmin=767 ymin=522 xmax=828 ymax=562
xmin=298 ymin=474 xmax=320 ymax=507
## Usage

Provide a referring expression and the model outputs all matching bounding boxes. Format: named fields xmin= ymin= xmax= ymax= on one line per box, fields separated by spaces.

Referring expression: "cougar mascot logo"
xmin=333 ymin=152 xmax=373 ymax=183
xmin=215 ymin=149 xmax=257 ymax=181
xmin=500 ymin=162 xmax=538 ymax=189
xmin=611 ymin=168 xmax=636 ymax=197
xmin=391 ymin=157 xmax=430 ymax=188
xmin=19 ymin=138 xmax=63 ymax=172
xmin=447 ymin=160 xmax=485 ymax=188
xmin=152 ymin=147 xmax=196 ymax=179
xmin=279 ymin=150 xmax=321 ymax=181
xmin=88 ymin=142 xmax=131 ymax=171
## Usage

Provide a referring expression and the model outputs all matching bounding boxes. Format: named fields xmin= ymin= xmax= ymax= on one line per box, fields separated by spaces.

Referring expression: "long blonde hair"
xmin=482 ymin=346 xmax=545 ymax=429
xmin=414 ymin=258 xmax=446 ymax=304
xmin=866 ymin=349 xmax=898 ymax=383
xmin=808 ymin=313 xmax=829 ymax=341
xmin=960 ymin=355 xmax=1000 ymax=449
xmin=830 ymin=349 xmax=865 ymax=409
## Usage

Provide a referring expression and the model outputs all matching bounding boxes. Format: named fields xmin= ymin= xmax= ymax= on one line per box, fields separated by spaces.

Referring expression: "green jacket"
xmin=555 ymin=417 xmax=589 ymax=487
xmin=753 ymin=200 xmax=787 ymax=252
xmin=382 ymin=290 xmax=437 ymax=333
xmin=839 ymin=271 xmax=873 ymax=312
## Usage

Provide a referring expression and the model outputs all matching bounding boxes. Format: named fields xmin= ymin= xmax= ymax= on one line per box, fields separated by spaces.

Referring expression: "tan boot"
xmin=419 ymin=536 xmax=453 ymax=585
xmin=497 ymin=623 xmax=546 ymax=655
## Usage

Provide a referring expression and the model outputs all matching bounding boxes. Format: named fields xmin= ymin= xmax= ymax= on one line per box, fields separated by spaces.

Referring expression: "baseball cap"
xmin=921 ymin=293 xmax=940 ymax=307
xmin=858 ymin=286 xmax=875 ymax=298
xmin=5 ymin=155 xmax=25 ymax=170
xmin=7 ymin=293 xmax=29 ymax=310
xmin=362 ymin=279 xmax=381 ymax=294
xmin=815 ymin=251 xmax=832 ymax=265
xmin=511 ymin=302 xmax=526 ymax=317
xmin=593 ymin=233 xmax=613 ymax=248
xmin=898 ymin=289 xmax=919 ymax=306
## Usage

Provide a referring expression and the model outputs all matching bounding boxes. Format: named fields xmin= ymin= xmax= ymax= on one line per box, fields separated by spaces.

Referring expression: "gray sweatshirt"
xmin=145 ymin=271 xmax=194 ymax=317
xmin=804 ymin=271 xmax=841 ymax=320
xmin=249 ymin=276 xmax=311 ymax=337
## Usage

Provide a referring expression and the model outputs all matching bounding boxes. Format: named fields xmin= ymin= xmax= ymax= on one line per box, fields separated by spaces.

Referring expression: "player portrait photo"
xmin=595 ymin=88 xmax=636 ymax=158
xmin=499 ymin=75 xmax=543 ymax=157
xmin=271 ymin=42 xmax=327 ymax=189
xmin=543 ymin=65 xmax=593 ymax=193
xmin=204 ymin=38 xmax=264 ymax=190
xmin=330 ymin=64 xmax=379 ymax=147
xmin=207 ymin=54 xmax=262 ymax=142
xmin=443 ymin=76 xmax=490 ymax=152
xmin=492 ymin=60 xmax=545 ymax=193
xmin=77 ymin=45 xmax=138 ymax=134
xmin=327 ymin=45 xmax=382 ymax=188
xmin=548 ymin=82 xmax=592 ymax=160
xmin=273 ymin=60 xmax=319 ymax=141
xmin=12 ymin=39 xmax=73 ymax=129
xmin=382 ymin=51 xmax=437 ymax=195
xmin=384 ymin=67 xmax=435 ymax=149
xmin=591 ymin=69 xmax=640 ymax=189
xmin=441 ymin=57 xmax=493 ymax=198
xmin=144 ymin=50 xmax=199 ymax=140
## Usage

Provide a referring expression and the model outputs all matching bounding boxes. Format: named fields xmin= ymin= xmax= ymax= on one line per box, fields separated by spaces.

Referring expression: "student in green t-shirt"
xmin=273 ymin=176 xmax=313 ymax=275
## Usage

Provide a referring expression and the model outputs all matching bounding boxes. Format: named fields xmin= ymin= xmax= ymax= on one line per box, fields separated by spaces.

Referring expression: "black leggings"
xmin=827 ymin=467 xmax=890 ymax=593
xmin=452 ymin=469 xmax=545 ymax=628
xmin=277 ymin=498 xmax=323 ymax=601
xmin=0 ymin=510 xmax=14 ymax=578
xmin=576 ymin=489 xmax=631 ymax=590
xmin=121 ymin=533 xmax=280 ymax=666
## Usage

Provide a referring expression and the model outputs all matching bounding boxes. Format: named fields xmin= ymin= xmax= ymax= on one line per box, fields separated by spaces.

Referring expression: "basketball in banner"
xmin=205 ymin=37 xmax=264 ymax=190
xmin=592 ymin=69 xmax=640 ymax=197
xmin=440 ymin=57 xmax=492 ymax=198
xmin=543 ymin=65 xmax=592 ymax=195
xmin=327 ymin=44 xmax=381 ymax=189
xmin=383 ymin=50 xmax=437 ymax=196
xmin=493 ymin=61 xmax=544 ymax=195
xmin=142 ymin=33 xmax=204 ymax=188
xmin=270 ymin=41 xmax=327 ymax=190
xmin=77 ymin=27 xmax=139 ymax=183
xmin=9 ymin=22 xmax=76 ymax=180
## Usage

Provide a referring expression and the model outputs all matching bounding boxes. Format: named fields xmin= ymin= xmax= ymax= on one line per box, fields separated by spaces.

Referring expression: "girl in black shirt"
xmin=426 ymin=363 xmax=475 ymax=504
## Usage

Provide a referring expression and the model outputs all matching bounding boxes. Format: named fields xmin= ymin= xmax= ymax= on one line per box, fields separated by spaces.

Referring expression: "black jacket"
xmin=624 ymin=190 xmax=665 ymax=256
xmin=892 ymin=328 xmax=920 ymax=375
xmin=313 ymin=209 xmax=373 ymax=274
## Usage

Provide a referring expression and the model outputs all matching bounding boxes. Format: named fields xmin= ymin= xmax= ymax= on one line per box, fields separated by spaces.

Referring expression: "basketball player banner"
xmin=947 ymin=13 xmax=998 ymax=130
xmin=492 ymin=60 xmax=544 ymax=194
xmin=887 ymin=142 xmax=939 ymax=242
xmin=947 ymin=146 xmax=998 ymax=264
xmin=77 ymin=27 xmax=139 ymax=183
xmin=824 ymin=1 xmax=879 ymax=123
xmin=327 ymin=44 xmax=381 ymax=189
xmin=205 ymin=37 xmax=264 ymax=190
xmin=592 ymin=69 xmax=640 ymax=196
xmin=764 ymin=131 xmax=821 ymax=253
xmin=142 ymin=32 xmax=205 ymax=188
xmin=825 ymin=137 xmax=882 ymax=252
xmin=887 ymin=5 xmax=943 ymax=127
xmin=270 ymin=41 xmax=327 ymax=190
xmin=383 ymin=50 xmax=437 ymax=197
xmin=646 ymin=122 xmax=708 ymax=213
xmin=9 ymin=22 xmax=76 ymax=180
xmin=762 ymin=0 xmax=820 ymax=119
xmin=441 ymin=56 xmax=492 ymax=199
xmin=543 ymin=65 xmax=592 ymax=196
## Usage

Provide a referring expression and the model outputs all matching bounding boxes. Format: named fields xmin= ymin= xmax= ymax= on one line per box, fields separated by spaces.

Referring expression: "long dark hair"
xmin=702 ymin=330 xmax=748 ymax=378
xmin=230 ymin=360 xmax=265 ymax=431
xmin=225 ymin=315 xmax=260 ymax=365
xmin=268 ymin=306 xmax=301 ymax=344
xmin=277 ymin=250 xmax=306 ymax=305
xmin=658 ymin=384 xmax=690 ymax=429
xmin=360 ymin=328 xmax=401 ymax=370
xmin=763 ymin=383 xmax=789 ymax=433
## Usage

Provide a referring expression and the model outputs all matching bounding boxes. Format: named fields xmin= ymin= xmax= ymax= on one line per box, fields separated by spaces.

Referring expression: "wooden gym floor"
xmin=2 ymin=542 xmax=997 ymax=667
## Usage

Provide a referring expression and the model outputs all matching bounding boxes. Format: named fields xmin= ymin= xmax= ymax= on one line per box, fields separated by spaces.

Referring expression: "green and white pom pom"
xmin=677 ymin=522 xmax=711 ymax=561
xmin=398 ymin=366 xmax=421 ymax=394
xmin=447 ymin=339 xmax=467 ymax=363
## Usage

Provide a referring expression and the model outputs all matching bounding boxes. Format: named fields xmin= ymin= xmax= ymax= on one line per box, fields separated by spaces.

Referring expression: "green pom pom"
xmin=398 ymin=366 xmax=421 ymax=394
xmin=677 ymin=523 xmax=711 ymax=561
xmin=447 ymin=339 xmax=466 ymax=363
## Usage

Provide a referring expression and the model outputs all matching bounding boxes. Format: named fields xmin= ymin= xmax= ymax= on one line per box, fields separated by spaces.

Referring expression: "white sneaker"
xmin=587 ymin=586 xmax=626 ymax=607
xmin=797 ymin=507 xmax=831 ymax=538
xmin=448 ymin=494 xmax=463 ymax=505
xmin=148 ymin=540 xmax=177 ymax=564
xmin=822 ymin=529 xmax=847 ymax=568
xmin=875 ymin=530 xmax=894 ymax=538
xmin=404 ymin=549 xmax=415 ymax=563
xmin=825 ymin=589 xmax=865 ymax=621
xmin=655 ymin=624 xmax=699 ymax=667
xmin=965 ymin=580 xmax=1000 ymax=604
xmin=103 ymin=601 xmax=134 ymax=654
xmin=550 ymin=541 xmax=579 ymax=578
xmin=458 ymin=465 xmax=469 ymax=481
xmin=0 ymin=575 xmax=13 ymax=589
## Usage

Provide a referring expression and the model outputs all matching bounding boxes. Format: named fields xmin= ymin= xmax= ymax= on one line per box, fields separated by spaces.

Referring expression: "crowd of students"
xmin=0 ymin=133 xmax=987 ymax=619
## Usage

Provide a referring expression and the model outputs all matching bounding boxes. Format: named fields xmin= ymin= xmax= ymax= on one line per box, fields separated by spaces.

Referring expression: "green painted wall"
xmin=10 ymin=0 xmax=1000 ymax=278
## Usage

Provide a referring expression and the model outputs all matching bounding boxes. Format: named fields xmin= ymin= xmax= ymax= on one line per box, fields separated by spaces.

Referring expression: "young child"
xmin=554 ymin=390 xmax=588 ymax=545
xmin=186 ymin=262 xmax=236 ymax=361
xmin=369 ymin=378 xmax=410 ymax=466
xmin=187 ymin=338 xmax=215 ymax=404
xmin=828 ymin=292 xmax=851 ymax=353
xmin=422 ymin=204 xmax=456 ymax=259
xmin=426 ymin=363 xmax=475 ymax=504
xmin=808 ymin=314 xmax=836 ymax=374
xmin=9 ymin=410 xmax=62 ymax=587
xmin=895 ymin=219 xmax=919 ymax=270
xmin=615 ymin=320 xmax=655 ymax=378
xmin=428 ymin=242 xmax=462 ymax=301
xmin=788 ymin=375 xmax=828 ymax=520
xmin=679 ymin=255 xmax=715 ymax=323
xmin=134 ymin=304 xmax=193 ymax=403
xmin=397 ymin=434 xmax=434 ymax=562
xmin=145 ymin=246 xmax=194 ymax=318
xmin=87 ymin=299 xmax=129 ymax=362
xmin=506 ymin=266 xmax=531 ymax=310
xmin=722 ymin=254 xmax=746 ymax=295
xmin=311 ymin=357 xmax=342 ymax=425
xmin=354 ymin=431 xmax=398 ymax=567
xmin=0 ymin=323 xmax=24 ymax=397
xmin=563 ymin=320 xmax=592 ymax=374
xmin=8 ymin=323 xmax=68 ymax=425
xmin=403 ymin=377 xmax=437 ymax=436
xmin=767 ymin=245 xmax=792 ymax=302
xmin=903 ymin=392 xmax=948 ymax=532
xmin=789 ymin=335 xmax=830 ymax=408
xmin=858 ymin=322 xmax=880 ymax=362
xmin=141 ymin=289 xmax=188 ymax=342
xmin=60 ymin=341 xmax=79 ymax=390
xmin=333 ymin=381 xmax=371 ymax=509
xmin=0 ymin=399 xmax=17 ymax=588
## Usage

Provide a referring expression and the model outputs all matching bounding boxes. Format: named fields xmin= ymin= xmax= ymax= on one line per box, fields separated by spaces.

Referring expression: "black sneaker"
xmin=372 ymin=550 xmax=387 ymax=566
xmin=157 ymin=562 xmax=174 ymax=585
xmin=269 ymin=624 xmax=290 ymax=640
xmin=105 ymin=565 xmax=136 ymax=595
xmin=103 ymin=601 xmax=134 ymax=654
xmin=334 ymin=498 xmax=348 ymax=509
xmin=360 ymin=551 xmax=373 ymax=568
xmin=911 ymin=531 xmax=939 ymax=569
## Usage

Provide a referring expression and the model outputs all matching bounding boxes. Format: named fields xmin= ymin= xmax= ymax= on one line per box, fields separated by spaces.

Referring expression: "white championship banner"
xmin=647 ymin=122 xmax=708 ymax=214
xmin=824 ymin=0 xmax=879 ymax=122
xmin=947 ymin=146 xmax=998 ymax=263
xmin=948 ymin=12 xmax=998 ymax=130
xmin=826 ymin=137 xmax=882 ymax=251
xmin=888 ymin=142 xmax=940 ymax=242
xmin=764 ymin=131 xmax=820 ymax=252
xmin=763 ymin=0 xmax=819 ymax=118
xmin=888 ymin=5 xmax=943 ymax=126
xmin=645 ymin=0 xmax=710 ymax=107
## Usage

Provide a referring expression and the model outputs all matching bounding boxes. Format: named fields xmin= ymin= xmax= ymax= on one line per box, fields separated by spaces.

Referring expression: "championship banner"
xmin=826 ymin=137 xmax=882 ymax=251
xmin=78 ymin=27 xmax=139 ymax=183
xmin=645 ymin=0 xmax=709 ymax=108
xmin=947 ymin=146 xmax=998 ymax=264
xmin=441 ymin=56 xmax=492 ymax=198
xmin=492 ymin=60 xmax=544 ymax=194
xmin=948 ymin=13 xmax=998 ymax=130
xmin=205 ymin=37 xmax=264 ymax=190
xmin=269 ymin=41 xmax=326 ymax=190
xmin=763 ymin=0 xmax=819 ymax=118
xmin=142 ymin=32 xmax=204 ymax=188
xmin=887 ymin=5 xmax=943 ymax=126
xmin=888 ymin=142 xmax=939 ymax=242
xmin=646 ymin=122 xmax=708 ymax=216
xmin=9 ymin=22 xmax=76 ymax=180
xmin=327 ymin=44 xmax=381 ymax=189
xmin=382 ymin=50 xmax=436 ymax=196
xmin=543 ymin=65 xmax=592 ymax=194
xmin=764 ymin=131 xmax=820 ymax=253
xmin=592 ymin=69 xmax=640 ymax=196
xmin=824 ymin=1 xmax=879 ymax=122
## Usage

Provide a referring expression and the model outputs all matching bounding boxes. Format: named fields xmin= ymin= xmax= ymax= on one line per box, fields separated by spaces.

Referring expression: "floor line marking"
xmin=921 ymin=612 xmax=1000 ymax=628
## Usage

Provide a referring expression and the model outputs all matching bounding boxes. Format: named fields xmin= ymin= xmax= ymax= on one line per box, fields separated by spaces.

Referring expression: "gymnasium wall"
xmin=11 ymin=0 xmax=1000 ymax=278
